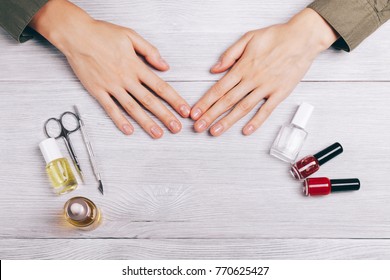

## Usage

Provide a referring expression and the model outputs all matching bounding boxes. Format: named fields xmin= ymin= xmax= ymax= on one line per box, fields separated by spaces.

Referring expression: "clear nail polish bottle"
xmin=270 ymin=103 xmax=314 ymax=163
xmin=39 ymin=138 xmax=78 ymax=195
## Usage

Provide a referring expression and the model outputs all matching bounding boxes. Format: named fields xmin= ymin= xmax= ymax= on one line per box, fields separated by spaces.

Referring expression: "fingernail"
xmin=211 ymin=123 xmax=224 ymax=136
xmin=244 ymin=125 xmax=255 ymax=135
xmin=212 ymin=61 xmax=222 ymax=69
xmin=179 ymin=105 xmax=190 ymax=117
xmin=169 ymin=120 xmax=181 ymax=133
xmin=195 ymin=119 xmax=207 ymax=132
xmin=122 ymin=124 xmax=133 ymax=135
xmin=151 ymin=126 xmax=163 ymax=138
xmin=192 ymin=108 xmax=202 ymax=120
xmin=159 ymin=57 xmax=169 ymax=67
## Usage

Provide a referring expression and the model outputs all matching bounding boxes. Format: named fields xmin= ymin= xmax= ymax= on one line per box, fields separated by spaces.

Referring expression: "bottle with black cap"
xmin=290 ymin=142 xmax=343 ymax=180
xmin=303 ymin=177 xmax=360 ymax=196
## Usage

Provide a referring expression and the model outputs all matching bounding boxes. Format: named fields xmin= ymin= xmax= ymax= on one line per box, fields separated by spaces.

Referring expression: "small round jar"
xmin=64 ymin=196 xmax=101 ymax=230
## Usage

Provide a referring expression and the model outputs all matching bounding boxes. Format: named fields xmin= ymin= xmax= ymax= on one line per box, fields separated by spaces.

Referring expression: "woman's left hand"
xmin=191 ymin=8 xmax=338 ymax=136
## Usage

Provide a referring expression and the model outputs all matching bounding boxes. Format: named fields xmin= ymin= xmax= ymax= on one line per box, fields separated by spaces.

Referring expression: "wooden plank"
xmin=1 ymin=238 xmax=390 ymax=259
xmin=0 ymin=80 xmax=389 ymax=239
xmin=0 ymin=0 xmax=389 ymax=81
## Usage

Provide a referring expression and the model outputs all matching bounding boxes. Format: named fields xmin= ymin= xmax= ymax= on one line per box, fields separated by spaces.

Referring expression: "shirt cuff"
xmin=308 ymin=0 xmax=380 ymax=52
xmin=0 ymin=0 xmax=49 ymax=43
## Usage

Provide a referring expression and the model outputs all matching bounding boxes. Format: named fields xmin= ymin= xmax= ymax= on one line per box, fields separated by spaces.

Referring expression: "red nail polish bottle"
xmin=290 ymin=142 xmax=343 ymax=180
xmin=303 ymin=177 xmax=360 ymax=196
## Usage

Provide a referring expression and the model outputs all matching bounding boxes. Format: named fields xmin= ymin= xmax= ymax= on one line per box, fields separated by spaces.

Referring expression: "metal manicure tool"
xmin=73 ymin=105 xmax=104 ymax=195
xmin=44 ymin=111 xmax=84 ymax=181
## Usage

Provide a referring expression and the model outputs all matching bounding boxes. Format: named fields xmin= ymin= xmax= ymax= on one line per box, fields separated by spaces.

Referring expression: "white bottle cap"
xmin=67 ymin=198 xmax=91 ymax=221
xmin=291 ymin=102 xmax=314 ymax=129
xmin=39 ymin=138 xmax=63 ymax=164
xmin=70 ymin=203 xmax=86 ymax=217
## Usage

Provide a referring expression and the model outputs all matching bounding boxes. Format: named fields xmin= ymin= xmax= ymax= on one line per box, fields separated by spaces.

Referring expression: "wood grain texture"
xmin=1 ymin=239 xmax=390 ymax=260
xmin=0 ymin=0 xmax=389 ymax=81
xmin=1 ymin=0 xmax=390 ymax=259
xmin=0 ymin=81 xmax=389 ymax=243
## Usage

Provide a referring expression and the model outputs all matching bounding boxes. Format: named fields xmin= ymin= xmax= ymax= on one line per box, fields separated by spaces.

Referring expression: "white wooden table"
xmin=1 ymin=0 xmax=389 ymax=259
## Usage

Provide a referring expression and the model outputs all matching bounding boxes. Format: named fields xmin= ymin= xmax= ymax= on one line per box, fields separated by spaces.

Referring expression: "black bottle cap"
xmin=330 ymin=178 xmax=360 ymax=192
xmin=313 ymin=142 xmax=343 ymax=166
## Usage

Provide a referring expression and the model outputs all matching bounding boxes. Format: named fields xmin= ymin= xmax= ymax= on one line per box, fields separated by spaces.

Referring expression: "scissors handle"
xmin=60 ymin=111 xmax=80 ymax=133
xmin=44 ymin=112 xmax=80 ymax=139
xmin=44 ymin=118 xmax=62 ymax=139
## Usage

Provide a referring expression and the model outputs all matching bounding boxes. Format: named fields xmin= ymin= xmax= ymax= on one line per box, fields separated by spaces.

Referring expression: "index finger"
xmin=191 ymin=71 xmax=241 ymax=120
xmin=138 ymin=68 xmax=191 ymax=118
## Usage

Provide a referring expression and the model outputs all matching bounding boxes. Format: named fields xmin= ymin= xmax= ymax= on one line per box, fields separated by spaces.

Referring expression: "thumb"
xmin=211 ymin=31 xmax=254 ymax=73
xmin=129 ymin=30 xmax=169 ymax=71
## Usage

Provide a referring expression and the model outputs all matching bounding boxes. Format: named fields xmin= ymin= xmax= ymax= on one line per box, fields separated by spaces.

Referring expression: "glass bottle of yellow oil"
xmin=64 ymin=197 xmax=101 ymax=230
xmin=39 ymin=138 xmax=78 ymax=195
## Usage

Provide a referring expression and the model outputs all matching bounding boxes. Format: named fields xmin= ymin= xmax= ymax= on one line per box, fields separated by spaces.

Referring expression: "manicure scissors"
xmin=44 ymin=111 xmax=84 ymax=181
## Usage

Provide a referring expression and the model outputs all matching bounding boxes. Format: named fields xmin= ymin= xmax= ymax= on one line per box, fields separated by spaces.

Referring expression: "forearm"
xmin=29 ymin=0 xmax=93 ymax=55
xmin=287 ymin=8 xmax=339 ymax=55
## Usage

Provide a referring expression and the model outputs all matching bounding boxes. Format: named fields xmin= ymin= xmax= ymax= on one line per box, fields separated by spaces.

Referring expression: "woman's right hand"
xmin=30 ymin=0 xmax=191 ymax=138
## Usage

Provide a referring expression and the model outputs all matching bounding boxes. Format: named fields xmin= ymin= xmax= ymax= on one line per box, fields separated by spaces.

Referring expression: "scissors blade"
xmin=62 ymin=136 xmax=84 ymax=182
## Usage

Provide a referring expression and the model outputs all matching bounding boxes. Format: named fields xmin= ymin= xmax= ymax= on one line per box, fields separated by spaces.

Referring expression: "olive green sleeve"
xmin=308 ymin=0 xmax=390 ymax=51
xmin=0 ymin=0 xmax=49 ymax=42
